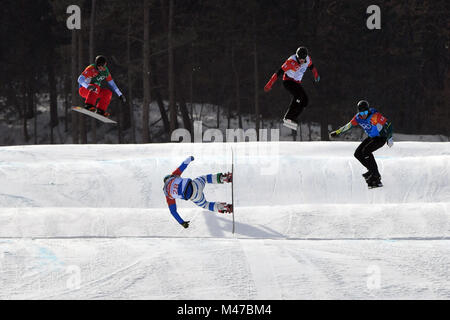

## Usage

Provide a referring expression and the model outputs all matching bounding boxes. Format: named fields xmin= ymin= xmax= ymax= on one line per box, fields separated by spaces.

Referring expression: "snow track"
xmin=0 ymin=142 xmax=449 ymax=299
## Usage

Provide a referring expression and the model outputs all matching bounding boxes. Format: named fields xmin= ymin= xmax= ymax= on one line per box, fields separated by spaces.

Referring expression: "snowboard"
xmin=282 ymin=118 xmax=298 ymax=131
xmin=72 ymin=106 xmax=117 ymax=124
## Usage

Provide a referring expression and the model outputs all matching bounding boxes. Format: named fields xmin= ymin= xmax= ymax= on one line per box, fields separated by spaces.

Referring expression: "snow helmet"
xmin=163 ymin=174 xmax=173 ymax=184
xmin=95 ymin=55 xmax=107 ymax=67
xmin=296 ymin=46 xmax=308 ymax=61
xmin=357 ymin=100 xmax=370 ymax=112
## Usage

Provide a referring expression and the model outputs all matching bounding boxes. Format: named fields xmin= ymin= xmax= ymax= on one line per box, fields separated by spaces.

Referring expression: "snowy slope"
xmin=0 ymin=142 xmax=449 ymax=299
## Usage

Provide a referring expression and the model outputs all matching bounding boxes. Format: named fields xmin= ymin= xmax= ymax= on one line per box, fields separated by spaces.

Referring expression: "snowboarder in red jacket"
xmin=264 ymin=46 xmax=320 ymax=130
xmin=77 ymin=55 xmax=126 ymax=117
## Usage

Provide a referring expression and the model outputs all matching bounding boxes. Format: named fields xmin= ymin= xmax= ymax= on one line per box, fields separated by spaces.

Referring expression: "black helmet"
xmin=95 ymin=55 xmax=107 ymax=67
xmin=357 ymin=100 xmax=370 ymax=112
xmin=296 ymin=46 xmax=308 ymax=60
xmin=163 ymin=174 xmax=174 ymax=183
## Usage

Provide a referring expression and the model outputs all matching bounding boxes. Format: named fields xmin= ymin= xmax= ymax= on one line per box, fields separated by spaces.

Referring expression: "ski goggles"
xmin=358 ymin=110 xmax=369 ymax=117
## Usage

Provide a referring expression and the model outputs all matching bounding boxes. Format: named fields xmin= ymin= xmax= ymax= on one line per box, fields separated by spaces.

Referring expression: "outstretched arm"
xmin=166 ymin=197 xmax=185 ymax=224
xmin=264 ymin=60 xmax=287 ymax=92
xmin=105 ymin=72 xmax=126 ymax=102
xmin=307 ymin=57 xmax=320 ymax=82
xmin=330 ymin=118 xmax=357 ymax=138
xmin=172 ymin=156 xmax=194 ymax=176
xmin=107 ymin=79 xmax=123 ymax=97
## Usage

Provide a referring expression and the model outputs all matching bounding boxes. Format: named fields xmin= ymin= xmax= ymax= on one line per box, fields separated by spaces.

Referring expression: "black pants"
xmin=283 ymin=80 xmax=308 ymax=121
xmin=354 ymin=136 xmax=387 ymax=177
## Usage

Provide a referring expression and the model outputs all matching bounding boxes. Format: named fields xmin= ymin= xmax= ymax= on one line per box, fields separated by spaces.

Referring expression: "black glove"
xmin=119 ymin=95 xmax=126 ymax=103
xmin=329 ymin=131 xmax=338 ymax=138
xmin=181 ymin=221 xmax=190 ymax=229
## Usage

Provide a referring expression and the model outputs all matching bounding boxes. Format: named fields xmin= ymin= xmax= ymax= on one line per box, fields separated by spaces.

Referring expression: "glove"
xmin=264 ymin=73 xmax=278 ymax=92
xmin=329 ymin=131 xmax=338 ymax=138
xmin=387 ymin=137 xmax=394 ymax=147
xmin=119 ymin=95 xmax=126 ymax=103
xmin=87 ymin=84 xmax=97 ymax=92
xmin=314 ymin=75 xmax=320 ymax=83
xmin=181 ymin=221 xmax=190 ymax=229
xmin=183 ymin=156 xmax=194 ymax=164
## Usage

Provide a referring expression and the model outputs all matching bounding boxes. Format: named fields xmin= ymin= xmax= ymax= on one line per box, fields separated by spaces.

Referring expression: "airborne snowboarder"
xmin=77 ymin=55 xmax=126 ymax=117
xmin=264 ymin=46 xmax=320 ymax=130
xmin=163 ymin=156 xmax=233 ymax=229
xmin=329 ymin=100 xmax=393 ymax=188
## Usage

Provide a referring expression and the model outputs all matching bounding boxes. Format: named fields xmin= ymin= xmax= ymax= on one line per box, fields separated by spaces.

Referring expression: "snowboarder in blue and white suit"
xmin=163 ymin=156 xmax=233 ymax=228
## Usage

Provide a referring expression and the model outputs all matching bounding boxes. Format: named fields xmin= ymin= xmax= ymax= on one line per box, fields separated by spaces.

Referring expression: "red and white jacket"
xmin=281 ymin=54 xmax=315 ymax=83
xmin=264 ymin=53 xmax=320 ymax=92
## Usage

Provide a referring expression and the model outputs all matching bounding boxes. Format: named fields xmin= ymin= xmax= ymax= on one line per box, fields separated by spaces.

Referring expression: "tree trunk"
xmin=78 ymin=32 xmax=87 ymax=144
xmin=168 ymin=0 xmax=177 ymax=134
xmin=127 ymin=3 xmax=135 ymax=143
xmin=64 ymin=72 xmax=69 ymax=134
xmin=142 ymin=0 xmax=151 ymax=143
xmin=231 ymin=43 xmax=242 ymax=128
xmin=253 ymin=15 xmax=259 ymax=139
xmin=64 ymin=46 xmax=70 ymax=134
xmin=23 ymin=82 xmax=29 ymax=143
xmin=176 ymin=77 xmax=193 ymax=135
xmin=320 ymin=115 xmax=329 ymax=141
xmin=308 ymin=122 xmax=312 ymax=141
xmin=117 ymin=101 xmax=123 ymax=143
xmin=48 ymin=57 xmax=58 ymax=144
xmin=71 ymin=30 xmax=79 ymax=144
xmin=89 ymin=0 xmax=97 ymax=143
xmin=33 ymin=84 xmax=37 ymax=144
xmin=151 ymin=70 xmax=170 ymax=138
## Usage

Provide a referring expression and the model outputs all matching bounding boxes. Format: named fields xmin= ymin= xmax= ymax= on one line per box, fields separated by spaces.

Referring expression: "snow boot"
xmin=219 ymin=172 xmax=232 ymax=183
xmin=367 ymin=174 xmax=383 ymax=189
xmin=218 ymin=203 xmax=233 ymax=214
xmin=84 ymin=103 xmax=96 ymax=111
xmin=95 ymin=108 xmax=110 ymax=118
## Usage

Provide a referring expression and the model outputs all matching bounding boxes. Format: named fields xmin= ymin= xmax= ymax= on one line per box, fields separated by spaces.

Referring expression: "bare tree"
xmin=231 ymin=43 xmax=242 ymax=128
xmin=78 ymin=32 xmax=87 ymax=144
xmin=142 ymin=0 xmax=151 ymax=143
xmin=127 ymin=2 xmax=136 ymax=143
xmin=89 ymin=0 xmax=97 ymax=143
xmin=168 ymin=0 xmax=177 ymax=134
xmin=71 ymin=30 xmax=79 ymax=144
xmin=253 ymin=14 xmax=259 ymax=139
xmin=47 ymin=54 xmax=58 ymax=144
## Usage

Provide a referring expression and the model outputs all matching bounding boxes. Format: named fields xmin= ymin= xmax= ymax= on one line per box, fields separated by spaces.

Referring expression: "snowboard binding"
xmin=219 ymin=172 xmax=232 ymax=183
xmin=218 ymin=203 xmax=233 ymax=214
xmin=366 ymin=174 xmax=383 ymax=189
xmin=283 ymin=118 xmax=298 ymax=130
